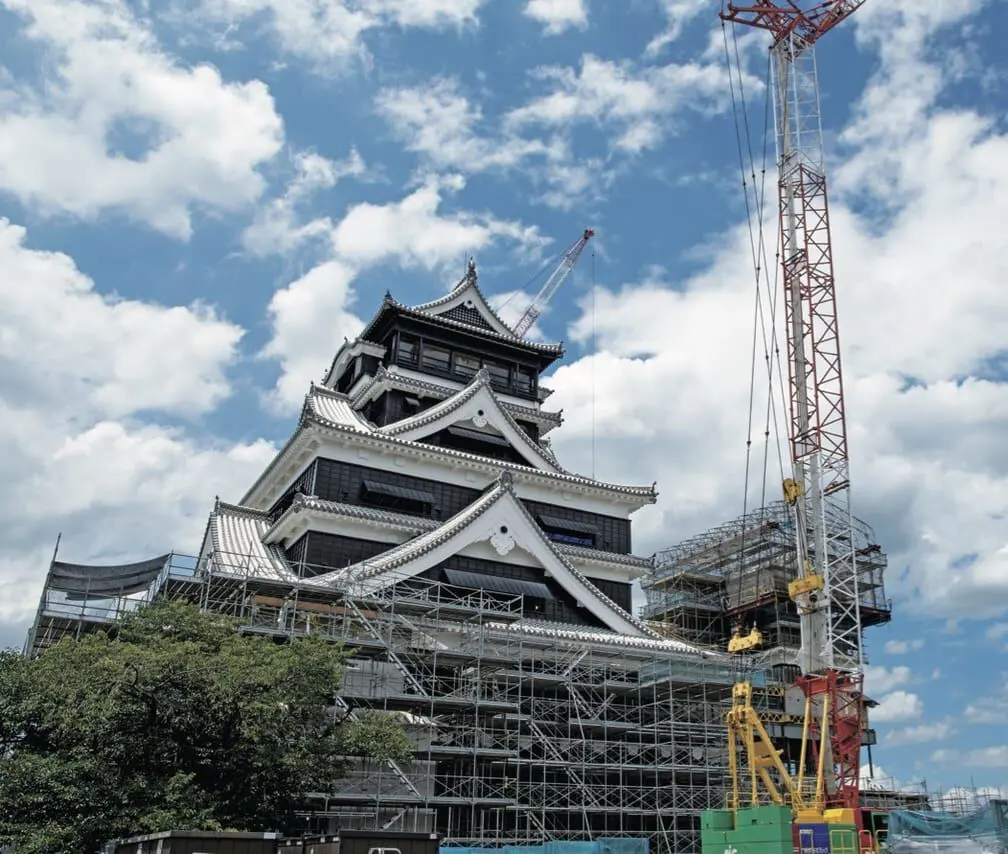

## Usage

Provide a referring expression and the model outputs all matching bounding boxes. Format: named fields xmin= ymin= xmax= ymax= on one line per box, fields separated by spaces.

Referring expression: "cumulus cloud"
xmin=0 ymin=0 xmax=284 ymax=239
xmin=871 ymin=691 xmax=924 ymax=723
xmin=884 ymin=720 xmax=955 ymax=747
xmin=0 ymin=220 xmax=242 ymax=418
xmin=330 ymin=175 xmax=548 ymax=269
xmin=645 ymin=0 xmax=708 ymax=58
xmin=932 ymin=747 xmax=1008 ymax=769
xmin=505 ymin=53 xmax=753 ymax=154
xmin=193 ymin=0 xmax=487 ymax=71
xmin=259 ymin=175 xmax=550 ymax=409
xmin=243 ymin=148 xmax=367 ymax=256
xmin=523 ymin=0 xmax=588 ymax=35
xmin=0 ymin=221 xmax=274 ymax=645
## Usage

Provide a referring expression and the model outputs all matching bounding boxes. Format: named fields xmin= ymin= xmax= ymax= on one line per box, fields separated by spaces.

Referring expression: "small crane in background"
xmin=512 ymin=228 xmax=595 ymax=339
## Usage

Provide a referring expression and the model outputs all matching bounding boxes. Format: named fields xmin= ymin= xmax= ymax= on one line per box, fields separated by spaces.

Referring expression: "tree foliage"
xmin=0 ymin=601 xmax=413 ymax=854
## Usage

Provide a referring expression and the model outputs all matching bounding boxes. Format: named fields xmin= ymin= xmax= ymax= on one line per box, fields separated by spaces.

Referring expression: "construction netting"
xmin=888 ymin=800 xmax=1007 ymax=854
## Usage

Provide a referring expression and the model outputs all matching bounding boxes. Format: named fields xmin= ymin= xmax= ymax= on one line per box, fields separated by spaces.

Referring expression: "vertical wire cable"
xmin=591 ymin=249 xmax=597 ymax=480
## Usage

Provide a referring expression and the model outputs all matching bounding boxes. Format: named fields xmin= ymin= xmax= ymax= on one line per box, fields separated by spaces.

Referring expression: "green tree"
xmin=0 ymin=600 xmax=413 ymax=854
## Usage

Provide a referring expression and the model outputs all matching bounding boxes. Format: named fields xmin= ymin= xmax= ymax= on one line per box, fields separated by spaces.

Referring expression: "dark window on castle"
xmin=537 ymin=513 xmax=599 ymax=548
xmin=288 ymin=531 xmax=393 ymax=576
xmin=421 ymin=343 xmax=451 ymax=374
xmin=453 ymin=352 xmax=480 ymax=380
xmin=516 ymin=366 xmax=536 ymax=394
xmin=267 ymin=463 xmax=317 ymax=525
xmin=360 ymin=479 xmax=435 ymax=516
xmin=397 ymin=334 xmax=418 ymax=366
xmin=484 ymin=359 xmax=511 ymax=390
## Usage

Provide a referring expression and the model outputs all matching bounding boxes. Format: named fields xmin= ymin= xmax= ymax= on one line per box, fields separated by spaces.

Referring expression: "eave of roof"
xmin=302 ymin=471 xmax=657 ymax=639
xmin=377 ymin=369 xmax=562 ymax=473
xmin=241 ymin=407 xmax=658 ymax=511
xmin=350 ymin=366 xmax=563 ymax=432
xmin=411 ymin=262 xmax=521 ymax=340
xmin=359 ymin=293 xmax=564 ymax=357
xmin=262 ymin=493 xmax=651 ymax=573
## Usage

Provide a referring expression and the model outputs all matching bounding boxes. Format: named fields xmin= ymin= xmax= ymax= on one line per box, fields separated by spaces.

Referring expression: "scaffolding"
xmin=26 ymin=546 xmax=765 ymax=854
xmin=645 ymin=501 xmax=891 ymax=674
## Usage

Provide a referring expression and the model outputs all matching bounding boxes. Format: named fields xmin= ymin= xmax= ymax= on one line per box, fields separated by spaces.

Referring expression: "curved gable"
xmin=379 ymin=370 xmax=562 ymax=473
xmin=412 ymin=261 xmax=520 ymax=340
xmin=306 ymin=473 xmax=653 ymax=638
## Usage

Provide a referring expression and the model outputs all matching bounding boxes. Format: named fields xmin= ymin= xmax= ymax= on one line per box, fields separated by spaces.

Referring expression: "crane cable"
xmin=721 ymin=13 xmax=791 ymax=680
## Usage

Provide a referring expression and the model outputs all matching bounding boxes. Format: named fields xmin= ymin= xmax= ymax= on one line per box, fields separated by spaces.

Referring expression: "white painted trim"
xmin=383 ymin=380 xmax=561 ymax=473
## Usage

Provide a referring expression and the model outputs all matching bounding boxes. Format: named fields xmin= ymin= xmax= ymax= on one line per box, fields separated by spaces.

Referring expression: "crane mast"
xmin=721 ymin=1 xmax=867 ymax=811
xmin=512 ymin=228 xmax=595 ymax=339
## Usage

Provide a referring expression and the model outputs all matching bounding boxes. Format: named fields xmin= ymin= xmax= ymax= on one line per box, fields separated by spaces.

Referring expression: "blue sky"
xmin=0 ymin=0 xmax=1006 ymax=794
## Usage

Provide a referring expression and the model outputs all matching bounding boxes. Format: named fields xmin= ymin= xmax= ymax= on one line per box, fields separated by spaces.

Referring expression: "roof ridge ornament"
xmin=466 ymin=257 xmax=477 ymax=285
xmin=499 ymin=470 xmax=514 ymax=489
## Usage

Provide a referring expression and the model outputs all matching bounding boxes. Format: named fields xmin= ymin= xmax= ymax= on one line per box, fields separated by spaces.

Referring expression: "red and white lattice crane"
xmin=512 ymin=228 xmax=595 ymax=339
xmin=721 ymin=0 xmax=867 ymax=811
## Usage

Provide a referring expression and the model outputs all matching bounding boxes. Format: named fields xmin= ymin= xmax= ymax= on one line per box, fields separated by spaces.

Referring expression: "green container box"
xmin=702 ymin=811 xmax=735 ymax=831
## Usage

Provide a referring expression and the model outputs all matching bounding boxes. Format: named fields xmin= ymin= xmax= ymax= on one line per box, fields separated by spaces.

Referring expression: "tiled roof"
xmin=263 ymin=493 xmax=648 ymax=572
xmin=350 ymin=366 xmax=563 ymax=432
xmin=358 ymin=290 xmax=564 ymax=356
xmin=304 ymin=384 xmax=376 ymax=432
xmin=557 ymin=542 xmax=653 ymax=570
xmin=378 ymin=369 xmax=563 ymax=473
xmin=302 ymin=471 xmax=658 ymax=638
xmin=264 ymin=494 xmax=434 ymax=541
xmin=409 ymin=260 xmax=554 ymax=349
xmin=487 ymin=618 xmax=701 ymax=655
xmin=302 ymin=386 xmax=657 ymax=501
xmin=208 ymin=502 xmax=298 ymax=583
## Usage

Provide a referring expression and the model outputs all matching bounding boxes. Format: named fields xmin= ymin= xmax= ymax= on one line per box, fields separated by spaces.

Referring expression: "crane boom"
xmin=722 ymin=0 xmax=867 ymax=811
xmin=512 ymin=228 xmax=595 ymax=339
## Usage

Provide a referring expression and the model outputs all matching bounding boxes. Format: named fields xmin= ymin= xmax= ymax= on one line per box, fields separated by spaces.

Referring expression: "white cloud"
xmin=885 ymin=720 xmax=955 ymax=746
xmin=543 ymin=2 xmax=1008 ymax=629
xmin=261 ymin=260 xmax=364 ymax=411
xmin=374 ymin=79 xmax=604 ymax=210
xmin=194 ymin=0 xmax=487 ymax=71
xmin=0 ymin=220 xmax=274 ymax=643
xmin=505 ymin=53 xmax=750 ymax=154
xmin=0 ymin=0 xmax=284 ymax=239
xmin=330 ymin=175 xmax=548 ymax=269
xmin=375 ymin=78 xmax=551 ymax=174
xmin=0 ymin=220 xmax=242 ymax=418
xmin=871 ymin=690 xmax=923 ymax=723
xmin=645 ymin=0 xmax=708 ymax=58
xmin=243 ymin=148 xmax=366 ymax=256
xmin=524 ymin=0 xmax=588 ymax=36
xmin=864 ymin=665 xmax=913 ymax=696
xmin=884 ymin=639 xmax=925 ymax=655
xmin=932 ymin=746 xmax=1008 ymax=769
xmin=963 ymin=677 xmax=1008 ymax=725
xmin=260 ymin=175 xmax=550 ymax=408
xmin=986 ymin=623 xmax=1008 ymax=641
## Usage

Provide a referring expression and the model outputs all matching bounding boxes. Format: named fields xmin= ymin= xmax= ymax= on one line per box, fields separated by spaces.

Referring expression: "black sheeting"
xmin=443 ymin=569 xmax=553 ymax=600
xmin=49 ymin=554 xmax=171 ymax=596
xmin=445 ymin=425 xmax=511 ymax=447
xmin=362 ymin=479 xmax=435 ymax=505
xmin=536 ymin=514 xmax=600 ymax=536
